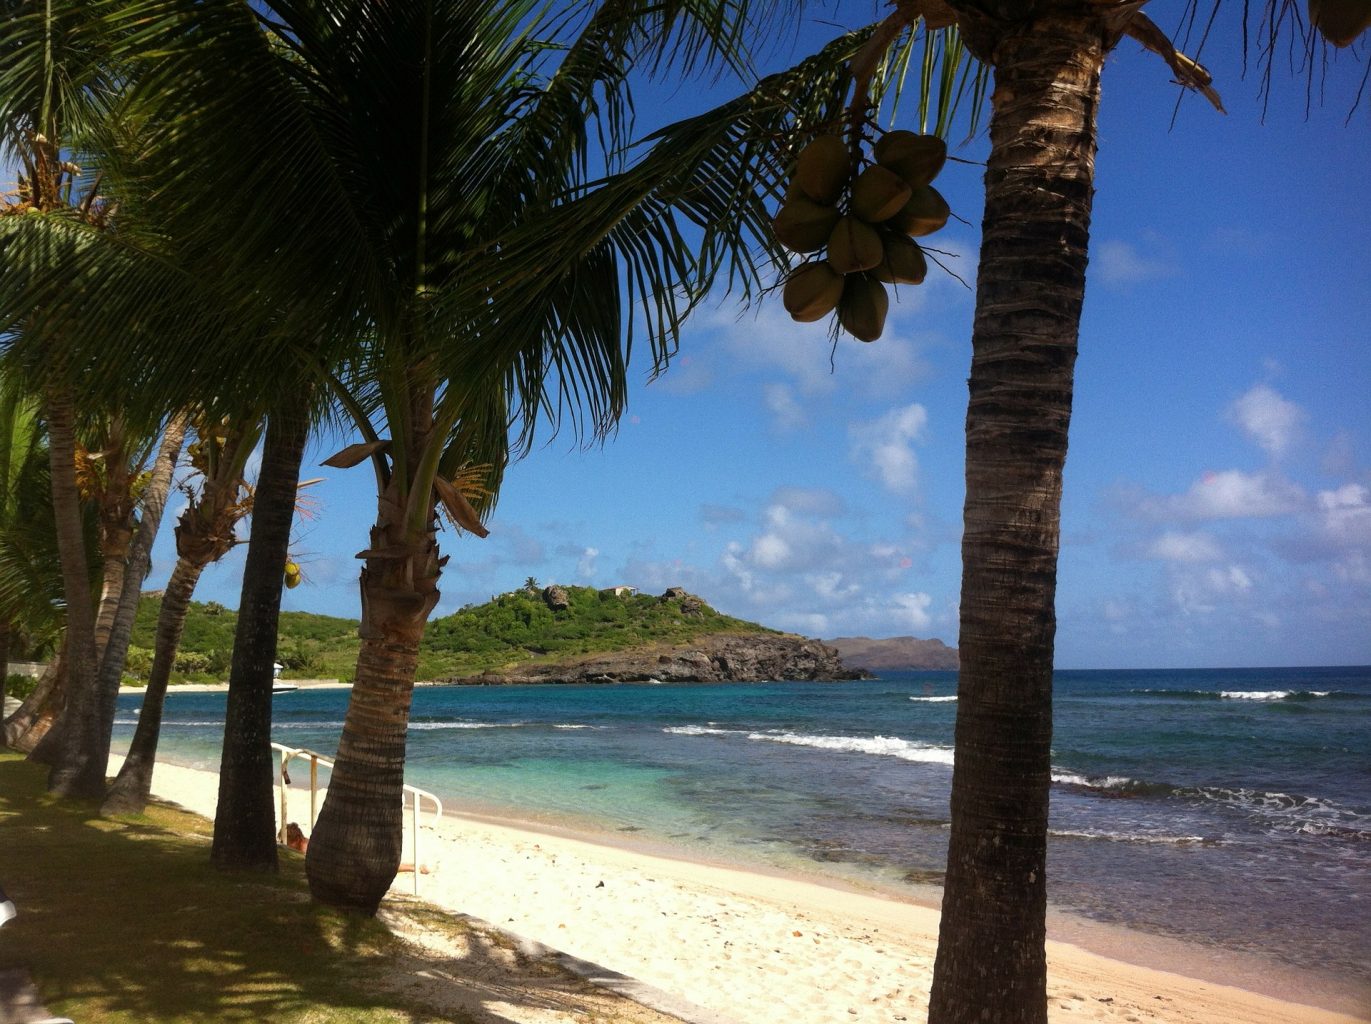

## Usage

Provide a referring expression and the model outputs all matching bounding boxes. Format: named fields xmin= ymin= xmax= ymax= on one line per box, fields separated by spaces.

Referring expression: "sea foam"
xmin=1219 ymin=689 xmax=1331 ymax=700
xmin=664 ymin=724 xmax=957 ymax=764
xmin=409 ymin=720 xmax=526 ymax=730
xmin=746 ymin=731 xmax=956 ymax=765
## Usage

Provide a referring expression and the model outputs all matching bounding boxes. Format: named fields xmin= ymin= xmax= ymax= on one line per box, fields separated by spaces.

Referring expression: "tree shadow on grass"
xmin=0 ymin=754 xmax=676 ymax=1024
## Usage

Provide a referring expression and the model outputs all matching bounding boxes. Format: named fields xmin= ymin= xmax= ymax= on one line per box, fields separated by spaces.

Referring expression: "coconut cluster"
xmin=775 ymin=131 xmax=950 ymax=342
xmin=1309 ymin=0 xmax=1371 ymax=46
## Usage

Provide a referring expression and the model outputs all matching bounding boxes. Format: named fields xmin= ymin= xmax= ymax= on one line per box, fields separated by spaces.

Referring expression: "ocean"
xmin=114 ymin=665 xmax=1371 ymax=989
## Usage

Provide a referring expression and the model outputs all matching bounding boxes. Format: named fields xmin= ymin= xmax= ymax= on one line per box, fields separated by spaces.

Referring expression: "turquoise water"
xmin=115 ymin=666 xmax=1371 ymax=984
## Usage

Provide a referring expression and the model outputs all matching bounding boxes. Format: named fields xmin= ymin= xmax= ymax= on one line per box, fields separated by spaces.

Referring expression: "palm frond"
xmin=429 ymin=28 xmax=870 ymax=454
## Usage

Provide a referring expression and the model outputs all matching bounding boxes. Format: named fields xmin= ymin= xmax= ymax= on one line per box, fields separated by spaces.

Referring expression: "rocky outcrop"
xmin=542 ymin=585 xmax=569 ymax=611
xmin=440 ymin=632 xmax=870 ymax=685
xmin=824 ymin=635 xmax=959 ymax=672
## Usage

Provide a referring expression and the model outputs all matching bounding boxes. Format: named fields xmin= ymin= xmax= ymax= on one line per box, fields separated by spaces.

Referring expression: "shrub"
xmin=174 ymin=650 xmax=211 ymax=675
xmin=125 ymin=646 xmax=154 ymax=676
xmin=5 ymin=673 xmax=37 ymax=701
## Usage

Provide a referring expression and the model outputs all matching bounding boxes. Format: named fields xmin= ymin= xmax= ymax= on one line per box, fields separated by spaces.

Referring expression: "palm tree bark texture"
xmin=43 ymin=381 xmax=106 ymax=798
xmin=928 ymin=9 xmax=1103 ymax=1024
xmin=307 ymin=428 xmax=442 ymax=913
xmin=102 ymin=558 xmax=205 ymax=814
xmin=210 ymin=403 xmax=310 ymax=872
xmin=92 ymin=414 xmax=187 ymax=811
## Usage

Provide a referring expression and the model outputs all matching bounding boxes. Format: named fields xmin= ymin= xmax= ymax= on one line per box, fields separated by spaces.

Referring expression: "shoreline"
xmin=119 ymin=679 xmax=352 ymax=693
xmin=132 ymin=755 xmax=1370 ymax=1024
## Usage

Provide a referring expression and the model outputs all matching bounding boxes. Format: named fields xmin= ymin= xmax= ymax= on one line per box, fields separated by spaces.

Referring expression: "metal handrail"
xmin=270 ymin=742 xmax=444 ymax=896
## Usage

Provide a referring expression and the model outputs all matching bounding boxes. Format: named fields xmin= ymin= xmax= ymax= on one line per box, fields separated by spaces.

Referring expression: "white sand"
xmin=134 ymin=758 xmax=1370 ymax=1024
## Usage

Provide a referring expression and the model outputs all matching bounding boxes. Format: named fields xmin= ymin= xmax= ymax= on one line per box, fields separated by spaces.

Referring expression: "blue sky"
xmin=145 ymin=5 xmax=1370 ymax=670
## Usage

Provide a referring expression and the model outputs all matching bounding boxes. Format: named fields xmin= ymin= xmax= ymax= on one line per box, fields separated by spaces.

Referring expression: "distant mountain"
xmin=824 ymin=635 xmax=959 ymax=672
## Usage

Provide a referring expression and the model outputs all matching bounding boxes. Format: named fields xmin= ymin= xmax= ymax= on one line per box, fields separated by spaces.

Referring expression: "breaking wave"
xmin=664 ymin=724 xmax=955 ymax=765
xmin=1133 ymin=688 xmax=1352 ymax=702
xmin=1049 ymin=828 xmax=1213 ymax=846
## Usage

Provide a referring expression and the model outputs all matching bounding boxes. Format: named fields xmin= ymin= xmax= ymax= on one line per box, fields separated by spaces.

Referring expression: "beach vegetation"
xmin=65 ymin=0 xmax=838 ymax=916
xmin=0 ymin=3 xmax=191 ymax=801
xmin=5 ymin=673 xmax=37 ymax=701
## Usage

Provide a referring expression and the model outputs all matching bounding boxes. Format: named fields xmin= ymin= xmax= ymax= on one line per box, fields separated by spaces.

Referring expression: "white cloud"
xmin=1169 ymin=562 xmax=1255 ymax=616
xmin=1147 ymin=531 xmax=1223 ymax=563
xmin=577 ymin=546 xmax=600 ymax=580
xmin=1227 ymin=384 xmax=1305 ymax=458
xmin=809 ymin=571 xmax=859 ymax=601
xmin=849 ymin=403 xmax=929 ymax=494
xmin=1094 ymin=239 xmax=1174 ymax=286
xmin=891 ymin=591 xmax=934 ymax=631
xmin=1207 ymin=564 xmax=1253 ymax=594
xmin=1144 ymin=469 xmax=1306 ymax=520
xmin=762 ymin=382 xmax=807 ymax=430
xmin=751 ymin=532 xmax=792 ymax=569
xmin=684 ymin=300 xmax=934 ymax=411
xmin=1333 ymin=550 xmax=1371 ymax=584
xmin=1317 ymin=483 xmax=1371 ymax=544
xmin=616 ymin=489 xmax=947 ymax=642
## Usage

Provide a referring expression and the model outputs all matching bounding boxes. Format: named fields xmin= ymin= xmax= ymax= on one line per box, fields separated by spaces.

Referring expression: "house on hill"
xmin=599 ymin=585 xmax=639 ymax=598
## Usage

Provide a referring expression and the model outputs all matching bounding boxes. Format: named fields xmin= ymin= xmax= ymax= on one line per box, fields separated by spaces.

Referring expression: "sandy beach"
xmin=123 ymin=755 xmax=1370 ymax=1024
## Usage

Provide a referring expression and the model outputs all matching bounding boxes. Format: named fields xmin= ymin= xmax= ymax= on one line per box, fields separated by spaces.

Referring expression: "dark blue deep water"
xmin=115 ymin=666 xmax=1371 ymax=984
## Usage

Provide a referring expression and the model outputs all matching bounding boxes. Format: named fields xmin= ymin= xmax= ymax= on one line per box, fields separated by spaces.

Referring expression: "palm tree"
xmin=210 ymin=402 xmax=312 ymax=872
xmin=767 ymin=4 xmax=1358 ymax=1022
xmin=49 ymin=0 xmax=851 ymax=908
xmin=0 ymin=0 xmax=148 ymax=796
xmin=102 ymin=410 xmax=252 ymax=815
xmin=88 ymin=412 xmax=187 ymax=783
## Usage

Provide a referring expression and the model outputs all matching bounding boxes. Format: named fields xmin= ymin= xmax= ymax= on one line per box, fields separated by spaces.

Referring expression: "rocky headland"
xmin=439 ymin=631 xmax=868 ymax=685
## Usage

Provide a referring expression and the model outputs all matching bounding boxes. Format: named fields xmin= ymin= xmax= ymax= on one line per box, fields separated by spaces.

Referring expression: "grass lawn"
xmin=0 ymin=750 xmax=668 ymax=1024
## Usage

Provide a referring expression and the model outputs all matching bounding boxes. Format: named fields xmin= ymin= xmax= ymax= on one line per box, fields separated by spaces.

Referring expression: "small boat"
xmin=272 ymin=683 xmax=299 ymax=695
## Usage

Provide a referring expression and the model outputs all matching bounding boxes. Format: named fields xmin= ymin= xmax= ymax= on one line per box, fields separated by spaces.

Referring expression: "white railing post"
xmin=270 ymin=741 xmax=442 ymax=897
xmin=277 ymin=746 xmax=290 ymax=844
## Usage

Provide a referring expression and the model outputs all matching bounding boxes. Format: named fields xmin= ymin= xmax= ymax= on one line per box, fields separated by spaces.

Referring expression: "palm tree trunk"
xmin=43 ymin=382 xmax=106 ymax=799
xmin=94 ymin=549 xmax=128 ymax=658
xmin=4 ymin=646 xmax=65 ymax=752
xmin=93 ymin=416 xmax=187 ymax=783
xmin=210 ymin=402 xmax=309 ymax=872
xmin=103 ymin=557 xmax=205 ymax=815
xmin=98 ymin=417 xmax=189 ymax=814
xmin=928 ymin=14 xmax=1103 ymax=1024
xmin=0 ymin=621 xmax=10 ymax=725
xmin=306 ymin=485 xmax=442 ymax=914
xmin=94 ymin=420 xmax=136 ymax=659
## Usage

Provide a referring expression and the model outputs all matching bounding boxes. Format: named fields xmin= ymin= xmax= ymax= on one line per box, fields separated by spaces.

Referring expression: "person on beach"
xmin=285 ymin=822 xmax=309 ymax=853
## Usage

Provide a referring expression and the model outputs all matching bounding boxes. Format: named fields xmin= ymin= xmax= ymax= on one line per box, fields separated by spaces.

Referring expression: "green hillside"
xmin=127 ymin=598 xmax=361 ymax=684
xmin=128 ymin=585 xmax=772 ymax=684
